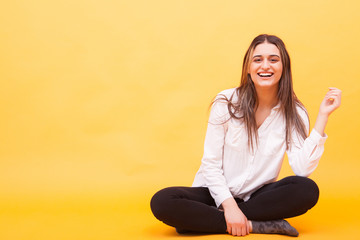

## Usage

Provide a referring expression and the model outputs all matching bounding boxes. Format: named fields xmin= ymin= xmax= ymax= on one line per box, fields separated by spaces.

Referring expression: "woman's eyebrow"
xmin=252 ymin=54 xmax=280 ymax=58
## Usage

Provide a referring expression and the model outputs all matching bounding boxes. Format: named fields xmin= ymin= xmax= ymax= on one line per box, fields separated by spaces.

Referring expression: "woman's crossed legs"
xmin=150 ymin=176 xmax=319 ymax=236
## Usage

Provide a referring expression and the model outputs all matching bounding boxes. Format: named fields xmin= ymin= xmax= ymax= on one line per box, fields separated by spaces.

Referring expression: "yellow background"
xmin=0 ymin=0 xmax=359 ymax=239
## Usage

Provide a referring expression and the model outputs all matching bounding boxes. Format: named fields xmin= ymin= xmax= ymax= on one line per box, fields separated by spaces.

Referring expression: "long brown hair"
xmin=217 ymin=34 xmax=308 ymax=151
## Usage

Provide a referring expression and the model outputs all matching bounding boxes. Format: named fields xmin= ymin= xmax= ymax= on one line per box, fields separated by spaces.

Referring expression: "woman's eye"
xmin=254 ymin=58 xmax=261 ymax=62
xmin=270 ymin=59 xmax=279 ymax=62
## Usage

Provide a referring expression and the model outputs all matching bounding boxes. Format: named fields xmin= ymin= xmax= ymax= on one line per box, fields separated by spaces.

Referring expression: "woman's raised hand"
xmin=314 ymin=87 xmax=342 ymax=136
xmin=319 ymin=87 xmax=342 ymax=117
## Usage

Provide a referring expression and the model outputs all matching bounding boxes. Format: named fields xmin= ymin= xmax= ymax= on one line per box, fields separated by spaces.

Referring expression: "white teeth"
xmin=258 ymin=73 xmax=273 ymax=77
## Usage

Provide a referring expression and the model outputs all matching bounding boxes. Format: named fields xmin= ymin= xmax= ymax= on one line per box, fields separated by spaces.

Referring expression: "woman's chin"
xmin=253 ymin=80 xmax=279 ymax=89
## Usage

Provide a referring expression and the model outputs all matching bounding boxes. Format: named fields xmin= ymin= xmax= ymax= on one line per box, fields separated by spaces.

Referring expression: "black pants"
xmin=150 ymin=176 xmax=319 ymax=233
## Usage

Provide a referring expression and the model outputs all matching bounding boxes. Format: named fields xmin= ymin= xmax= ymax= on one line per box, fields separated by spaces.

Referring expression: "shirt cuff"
xmin=310 ymin=128 xmax=328 ymax=146
xmin=214 ymin=190 xmax=233 ymax=208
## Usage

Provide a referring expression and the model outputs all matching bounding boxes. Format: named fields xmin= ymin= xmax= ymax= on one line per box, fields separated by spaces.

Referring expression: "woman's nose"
xmin=261 ymin=59 xmax=270 ymax=69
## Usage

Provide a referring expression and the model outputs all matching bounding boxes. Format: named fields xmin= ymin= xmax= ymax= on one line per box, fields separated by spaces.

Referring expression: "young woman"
xmin=150 ymin=34 xmax=341 ymax=237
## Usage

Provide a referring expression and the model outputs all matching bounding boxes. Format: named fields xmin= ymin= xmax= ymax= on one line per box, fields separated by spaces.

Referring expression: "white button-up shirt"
xmin=192 ymin=88 xmax=327 ymax=207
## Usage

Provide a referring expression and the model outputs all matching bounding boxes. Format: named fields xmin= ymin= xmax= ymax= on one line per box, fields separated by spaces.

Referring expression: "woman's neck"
xmin=255 ymin=86 xmax=279 ymax=109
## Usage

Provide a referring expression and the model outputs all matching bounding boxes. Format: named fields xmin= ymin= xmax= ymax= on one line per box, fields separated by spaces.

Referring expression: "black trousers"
xmin=150 ymin=176 xmax=319 ymax=233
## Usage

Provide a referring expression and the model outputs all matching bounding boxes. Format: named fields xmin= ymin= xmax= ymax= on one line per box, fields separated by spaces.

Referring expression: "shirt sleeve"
xmin=201 ymin=96 xmax=233 ymax=207
xmin=286 ymin=108 xmax=328 ymax=177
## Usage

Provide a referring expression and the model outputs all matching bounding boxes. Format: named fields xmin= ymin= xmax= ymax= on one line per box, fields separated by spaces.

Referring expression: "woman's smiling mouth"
xmin=257 ymin=72 xmax=274 ymax=77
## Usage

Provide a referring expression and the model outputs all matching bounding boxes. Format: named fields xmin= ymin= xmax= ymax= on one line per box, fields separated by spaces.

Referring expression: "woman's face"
xmin=249 ymin=42 xmax=283 ymax=90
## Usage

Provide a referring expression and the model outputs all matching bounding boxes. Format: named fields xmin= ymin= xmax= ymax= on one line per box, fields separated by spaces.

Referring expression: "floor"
xmin=0 ymin=192 xmax=358 ymax=240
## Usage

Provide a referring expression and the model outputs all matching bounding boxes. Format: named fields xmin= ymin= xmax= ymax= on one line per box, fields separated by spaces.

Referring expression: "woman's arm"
xmin=287 ymin=87 xmax=342 ymax=176
xmin=200 ymin=96 xmax=233 ymax=207
xmin=201 ymin=92 xmax=251 ymax=236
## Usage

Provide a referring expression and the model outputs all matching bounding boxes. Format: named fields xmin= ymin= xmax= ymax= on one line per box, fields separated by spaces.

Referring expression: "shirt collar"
xmin=272 ymin=102 xmax=281 ymax=111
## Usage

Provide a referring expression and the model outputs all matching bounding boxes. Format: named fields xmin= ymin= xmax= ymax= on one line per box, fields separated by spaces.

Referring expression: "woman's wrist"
xmin=318 ymin=111 xmax=330 ymax=119
xmin=314 ymin=112 xmax=329 ymax=137
xmin=221 ymin=197 xmax=238 ymax=211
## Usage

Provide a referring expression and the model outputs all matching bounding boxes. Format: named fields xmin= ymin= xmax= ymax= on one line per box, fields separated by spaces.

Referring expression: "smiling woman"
xmin=150 ymin=34 xmax=342 ymax=237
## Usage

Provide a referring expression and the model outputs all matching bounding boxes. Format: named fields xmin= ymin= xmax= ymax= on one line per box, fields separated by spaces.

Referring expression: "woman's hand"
xmin=314 ymin=87 xmax=342 ymax=136
xmin=319 ymin=87 xmax=342 ymax=117
xmin=222 ymin=198 xmax=250 ymax=236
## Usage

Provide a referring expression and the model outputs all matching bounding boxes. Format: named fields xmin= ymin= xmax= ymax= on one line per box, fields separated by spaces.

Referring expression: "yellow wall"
xmin=0 ymin=0 xmax=359 ymax=239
